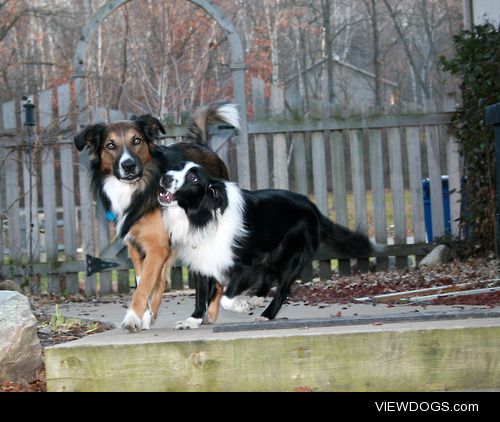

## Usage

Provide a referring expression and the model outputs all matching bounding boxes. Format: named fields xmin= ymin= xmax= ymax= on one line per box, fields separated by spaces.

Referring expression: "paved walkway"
xmin=54 ymin=289 xmax=498 ymax=331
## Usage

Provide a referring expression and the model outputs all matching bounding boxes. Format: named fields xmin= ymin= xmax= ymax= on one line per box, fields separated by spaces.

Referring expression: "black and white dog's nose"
xmin=160 ymin=174 xmax=174 ymax=188
xmin=121 ymin=158 xmax=136 ymax=174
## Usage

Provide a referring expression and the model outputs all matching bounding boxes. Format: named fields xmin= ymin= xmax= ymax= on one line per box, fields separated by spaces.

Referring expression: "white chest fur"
xmin=161 ymin=182 xmax=246 ymax=284
xmin=102 ymin=176 xmax=135 ymax=216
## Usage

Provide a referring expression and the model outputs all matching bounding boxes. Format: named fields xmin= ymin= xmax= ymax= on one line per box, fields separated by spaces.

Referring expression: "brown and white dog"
xmin=74 ymin=102 xmax=239 ymax=332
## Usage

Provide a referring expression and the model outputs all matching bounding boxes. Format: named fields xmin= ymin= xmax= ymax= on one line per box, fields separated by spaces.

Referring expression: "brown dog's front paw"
xmin=121 ymin=309 xmax=143 ymax=333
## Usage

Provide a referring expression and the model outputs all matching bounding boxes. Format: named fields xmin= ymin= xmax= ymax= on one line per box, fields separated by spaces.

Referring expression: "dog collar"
xmin=105 ymin=210 xmax=118 ymax=222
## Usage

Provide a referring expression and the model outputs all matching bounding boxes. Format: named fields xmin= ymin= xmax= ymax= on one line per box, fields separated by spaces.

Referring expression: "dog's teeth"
xmin=159 ymin=191 xmax=173 ymax=204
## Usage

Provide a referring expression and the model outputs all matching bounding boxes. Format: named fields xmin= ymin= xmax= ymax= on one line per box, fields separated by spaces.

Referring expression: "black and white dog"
xmin=158 ymin=161 xmax=377 ymax=328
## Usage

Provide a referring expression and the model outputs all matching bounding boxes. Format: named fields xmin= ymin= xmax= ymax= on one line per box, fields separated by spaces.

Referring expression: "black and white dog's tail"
xmin=320 ymin=216 xmax=379 ymax=258
xmin=185 ymin=101 xmax=240 ymax=146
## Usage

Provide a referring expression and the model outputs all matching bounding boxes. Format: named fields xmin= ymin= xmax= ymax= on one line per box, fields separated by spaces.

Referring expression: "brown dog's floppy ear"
xmin=135 ymin=114 xmax=166 ymax=141
xmin=74 ymin=123 xmax=106 ymax=153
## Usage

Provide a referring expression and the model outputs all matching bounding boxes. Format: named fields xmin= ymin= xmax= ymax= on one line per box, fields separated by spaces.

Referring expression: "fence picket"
xmin=292 ymin=132 xmax=308 ymax=196
xmin=271 ymin=85 xmax=288 ymax=189
xmin=406 ymin=127 xmax=426 ymax=244
xmin=388 ymin=127 xmax=408 ymax=268
xmin=0 ymin=145 xmax=4 ymax=263
xmin=350 ymin=129 xmax=369 ymax=272
xmin=57 ymin=84 xmax=72 ymax=131
xmin=426 ymin=125 xmax=445 ymax=239
xmin=41 ymin=145 xmax=59 ymax=292
xmin=312 ymin=130 xmax=331 ymax=279
xmin=22 ymin=148 xmax=39 ymax=263
xmin=4 ymin=148 xmax=22 ymax=269
xmin=329 ymin=130 xmax=350 ymax=275
xmin=60 ymin=143 xmax=79 ymax=294
xmin=2 ymin=101 xmax=16 ymax=131
xmin=252 ymin=80 xmax=270 ymax=190
xmin=368 ymin=128 xmax=388 ymax=270
xmin=447 ymin=135 xmax=461 ymax=237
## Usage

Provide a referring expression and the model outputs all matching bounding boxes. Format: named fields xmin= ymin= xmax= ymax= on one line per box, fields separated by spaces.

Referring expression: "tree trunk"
xmin=321 ymin=0 xmax=335 ymax=105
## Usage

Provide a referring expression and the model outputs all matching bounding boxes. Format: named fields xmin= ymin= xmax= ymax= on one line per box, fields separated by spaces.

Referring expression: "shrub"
xmin=440 ymin=23 xmax=500 ymax=253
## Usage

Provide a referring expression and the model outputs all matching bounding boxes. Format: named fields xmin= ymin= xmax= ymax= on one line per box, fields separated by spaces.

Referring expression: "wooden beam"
xmin=45 ymin=321 xmax=500 ymax=392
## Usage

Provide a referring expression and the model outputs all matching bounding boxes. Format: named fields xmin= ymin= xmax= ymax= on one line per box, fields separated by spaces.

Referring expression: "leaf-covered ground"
xmin=290 ymin=258 xmax=499 ymax=306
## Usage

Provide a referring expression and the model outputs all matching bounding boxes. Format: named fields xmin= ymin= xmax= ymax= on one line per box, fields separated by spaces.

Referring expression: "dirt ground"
xmin=1 ymin=257 xmax=498 ymax=392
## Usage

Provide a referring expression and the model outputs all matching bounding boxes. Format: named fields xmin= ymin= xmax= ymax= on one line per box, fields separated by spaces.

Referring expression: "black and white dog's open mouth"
xmin=158 ymin=187 xmax=174 ymax=206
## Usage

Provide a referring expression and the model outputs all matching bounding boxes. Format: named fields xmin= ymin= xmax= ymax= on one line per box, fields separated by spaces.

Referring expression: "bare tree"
xmin=362 ymin=0 xmax=382 ymax=111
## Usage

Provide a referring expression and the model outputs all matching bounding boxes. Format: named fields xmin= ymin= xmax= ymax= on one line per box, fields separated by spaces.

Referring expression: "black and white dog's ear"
xmin=207 ymin=181 xmax=228 ymax=210
xmin=74 ymin=123 xmax=106 ymax=153
xmin=135 ymin=114 xmax=166 ymax=141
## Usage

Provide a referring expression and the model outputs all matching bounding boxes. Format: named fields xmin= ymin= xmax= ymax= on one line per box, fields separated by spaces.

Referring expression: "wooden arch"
xmin=73 ymin=0 xmax=250 ymax=187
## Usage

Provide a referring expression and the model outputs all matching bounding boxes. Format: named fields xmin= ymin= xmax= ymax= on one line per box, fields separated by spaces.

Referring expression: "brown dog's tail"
xmin=185 ymin=101 xmax=240 ymax=146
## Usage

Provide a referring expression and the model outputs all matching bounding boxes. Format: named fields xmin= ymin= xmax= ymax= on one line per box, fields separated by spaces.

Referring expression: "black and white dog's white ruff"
xmin=159 ymin=161 xmax=377 ymax=328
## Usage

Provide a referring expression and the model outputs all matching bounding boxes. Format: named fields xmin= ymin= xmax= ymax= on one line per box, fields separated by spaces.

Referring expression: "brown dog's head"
xmin=74 ymin=114 xmax=166 ymax=183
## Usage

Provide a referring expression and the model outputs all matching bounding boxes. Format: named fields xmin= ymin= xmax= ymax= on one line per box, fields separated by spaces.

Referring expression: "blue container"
xmin=422 ymin=175 xmax=451 ymax=242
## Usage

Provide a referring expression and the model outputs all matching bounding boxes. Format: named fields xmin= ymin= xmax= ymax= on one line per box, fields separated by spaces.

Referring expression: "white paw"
xmin=142 ymin=309 xmax=153 ymax=330
xmin=248 ymin=296 xmax=265 ymax=308
xmin=220 ymin=295 xmax=250 ymax=313
xmin=253 ymin=315 xmax=269 ymax=322
xmin=175 ymin=317 xmax=203 ymax=330
xmin=121 ymin=309 xmax=142 ymax=333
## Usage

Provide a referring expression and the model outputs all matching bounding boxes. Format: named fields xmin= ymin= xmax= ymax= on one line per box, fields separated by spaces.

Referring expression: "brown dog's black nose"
xmin=121 ymin=158 xmax=136 ymax=174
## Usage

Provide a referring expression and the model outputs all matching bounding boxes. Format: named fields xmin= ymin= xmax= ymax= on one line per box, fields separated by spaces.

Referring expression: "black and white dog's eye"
xmin=189 ymin=173 xmax=198 ymax=183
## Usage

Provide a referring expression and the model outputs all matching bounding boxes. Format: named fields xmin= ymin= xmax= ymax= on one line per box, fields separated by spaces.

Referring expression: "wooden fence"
xmin=0 ymin=79 xmax=461 ymax=295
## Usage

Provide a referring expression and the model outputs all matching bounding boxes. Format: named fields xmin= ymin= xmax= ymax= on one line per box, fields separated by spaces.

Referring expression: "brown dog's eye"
xmin=105 ymin=142 xmax=116 ymax=150
xmin=132 ymin=137 xmax=142 ymax=145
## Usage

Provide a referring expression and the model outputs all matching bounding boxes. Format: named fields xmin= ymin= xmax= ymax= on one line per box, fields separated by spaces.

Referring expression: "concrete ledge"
xmin=45 ymin=318 xmax=500 ymax=392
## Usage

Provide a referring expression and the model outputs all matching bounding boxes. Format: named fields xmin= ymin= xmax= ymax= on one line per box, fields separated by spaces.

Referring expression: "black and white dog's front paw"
xmin=175 ymin=317 xmax=203 ymax=330
xmin=220 ymin=295 xmax=251 ymax=313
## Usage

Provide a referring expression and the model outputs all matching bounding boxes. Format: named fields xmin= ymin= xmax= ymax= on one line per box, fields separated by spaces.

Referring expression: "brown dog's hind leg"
xmin=206 ymin=281 xmax=224 ymax=324
xmin=149 ymin=249 xmax=177 ymax=323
